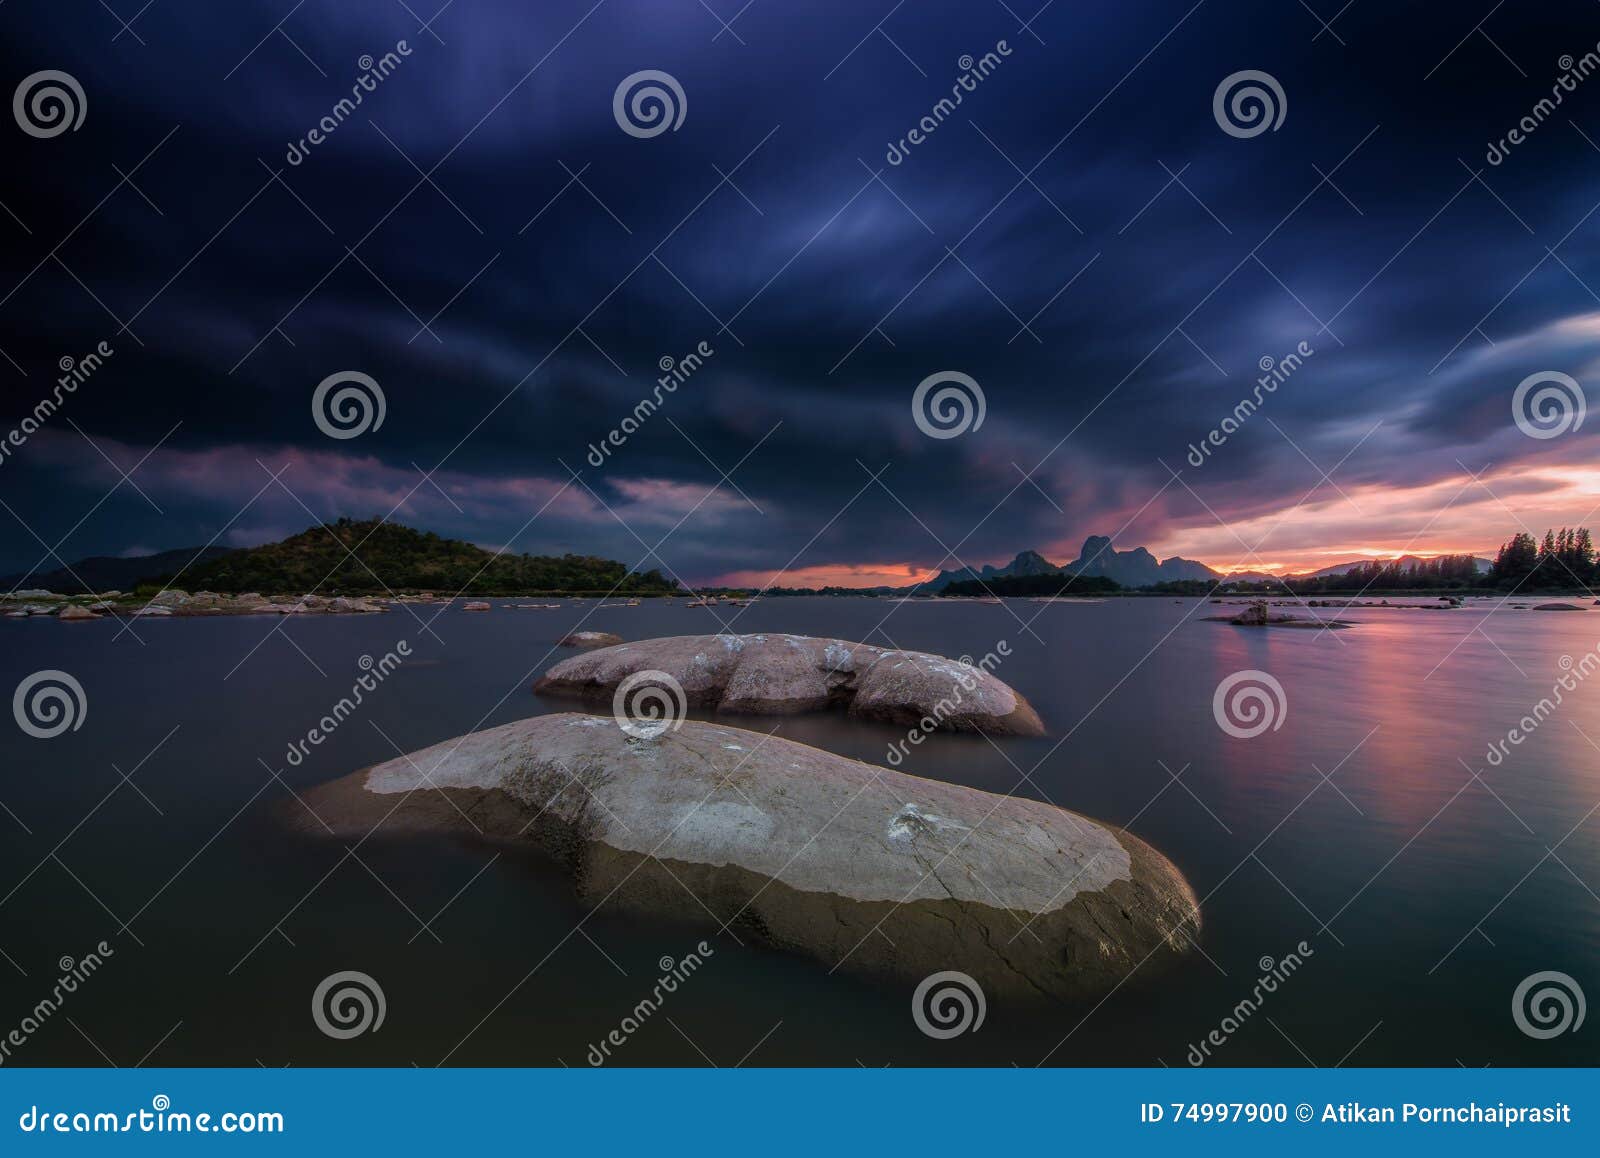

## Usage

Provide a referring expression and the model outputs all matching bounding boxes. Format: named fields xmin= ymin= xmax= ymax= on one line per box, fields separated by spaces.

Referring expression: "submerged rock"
xmin=296 ymin=714 xmax=1198 ymax=1000
xmin=1532 ymin=602 xmax=1586 ymax=612
xmin=1204 ymin=599 xmax=1352 ymax=630
xmin=560 ymin=630 xmax=624 ymax=648
xmin=533 ymin=633 xmax=1044 ymax=735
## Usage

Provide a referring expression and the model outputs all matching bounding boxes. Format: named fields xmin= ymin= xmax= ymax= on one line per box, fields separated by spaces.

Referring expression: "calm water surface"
xmin=2 ymin=597 xmax=1597 ymax=1067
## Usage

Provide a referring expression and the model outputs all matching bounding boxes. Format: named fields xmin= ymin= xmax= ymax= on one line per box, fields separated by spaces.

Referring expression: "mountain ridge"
xmin=919 ymin=537 xmax=1216 ymax=591
xmin=6 ymin=521 xmax=679 ymax=596
xmin=2 ymin=546 xmax=235 ymax=594
xmin=915 ymin=541 xmax=1494 ymax=592
xmin=179 ymin=518 xmax=679 ymax=595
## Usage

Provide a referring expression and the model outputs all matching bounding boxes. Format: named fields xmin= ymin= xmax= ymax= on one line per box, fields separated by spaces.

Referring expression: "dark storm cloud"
xmin=6 ymin=0 xmax=1600 ymax=581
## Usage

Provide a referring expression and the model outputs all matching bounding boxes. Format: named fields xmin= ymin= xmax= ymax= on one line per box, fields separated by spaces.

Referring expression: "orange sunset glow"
xmin=1146 ymin=461 xmax=1600 ymax=575
xmin=713 ymin=562 xmax=941 ymax=589
xmin=707 ymin=461 xmax=1600 ymax=586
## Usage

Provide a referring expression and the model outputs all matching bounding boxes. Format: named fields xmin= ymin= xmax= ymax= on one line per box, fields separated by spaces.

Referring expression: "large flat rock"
xmin=297 ymin=714 xmax=1198 ymax=1000
xmin=532 ymin=633 xmax=1045 ymax=735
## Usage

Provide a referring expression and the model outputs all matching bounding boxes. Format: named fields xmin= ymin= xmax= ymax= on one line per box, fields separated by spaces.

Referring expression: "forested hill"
xmin=169 ymin=519 xmax=679 ymax=595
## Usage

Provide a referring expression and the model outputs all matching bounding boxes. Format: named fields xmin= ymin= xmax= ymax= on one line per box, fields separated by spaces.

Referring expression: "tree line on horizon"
xmin=156 ymin=518 xmax=680 ymax=596
xmin=1289 ymin=553 xmax=1484 ymax=592
xmin=1485 ymin=528 xmax=1598 ymax=591
xmin=99 ymin=515 xmax=1600 ymax=598
xmin=1209 ymin=530 xmax=1595 ymax=594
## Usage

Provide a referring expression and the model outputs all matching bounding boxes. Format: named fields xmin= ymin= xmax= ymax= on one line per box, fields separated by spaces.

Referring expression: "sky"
xmin=5 ymin=0 xmax=1600 ymax=586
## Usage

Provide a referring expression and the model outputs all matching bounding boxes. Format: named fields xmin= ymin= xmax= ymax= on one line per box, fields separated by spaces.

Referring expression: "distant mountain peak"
xmin=1 ymin=545 xmax=235 ymax=595
xmin=1066 ymin=534 xmax=1217 ymax=586
xmin=917 ymin=537 xmax=1217 ymax=591
xmin=1005 ymin=549 xmax=1059 ymax=575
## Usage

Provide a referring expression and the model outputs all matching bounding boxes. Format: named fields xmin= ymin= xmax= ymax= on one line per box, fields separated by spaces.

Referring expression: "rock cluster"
xmin=534 ymin=633 xmax=1045 ymax=735
xmin=0 ymin=589 xmax=390 ymax=617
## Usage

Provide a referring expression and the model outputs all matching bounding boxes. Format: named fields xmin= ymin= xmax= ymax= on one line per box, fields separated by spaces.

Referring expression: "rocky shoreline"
xmin=1 ymin=588 xmax=440 ymax=619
